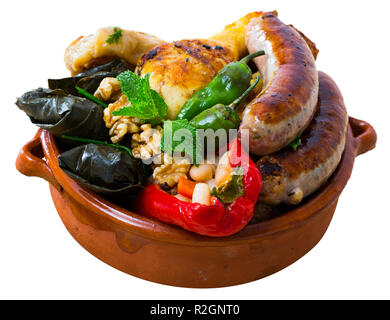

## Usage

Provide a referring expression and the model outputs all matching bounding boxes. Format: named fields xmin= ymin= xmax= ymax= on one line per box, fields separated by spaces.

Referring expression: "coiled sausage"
xmin=240 ymin=11 xmax=319 ymax=155
xmin=257 ymin=72 xmax=348 ymax=205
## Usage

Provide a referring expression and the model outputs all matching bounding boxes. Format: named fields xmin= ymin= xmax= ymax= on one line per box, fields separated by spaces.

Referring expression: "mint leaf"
xmin=150 ymin=88 xmax=168 ymax=121
xmin=161 ymin=119 xmax=203 ymax=164
xmin=116 ymin=71 xmax=144 ymax=101
xmin=112 ymin=71 xmax=167 ymax=124
xmin=113 ymin=105 xmax=155 ymax=119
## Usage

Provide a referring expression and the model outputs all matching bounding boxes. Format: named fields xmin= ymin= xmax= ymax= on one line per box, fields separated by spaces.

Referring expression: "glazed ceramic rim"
xmin=40 ymin=125 xmax=356 ymax=246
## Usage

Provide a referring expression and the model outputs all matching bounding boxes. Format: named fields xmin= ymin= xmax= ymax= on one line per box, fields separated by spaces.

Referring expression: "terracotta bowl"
xmin=15 ymin=117 xmax=376 ymax=288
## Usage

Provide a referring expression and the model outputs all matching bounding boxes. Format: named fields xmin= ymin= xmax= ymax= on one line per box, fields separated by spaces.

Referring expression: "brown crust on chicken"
xmin=135 ymin=12 xmax=264 ymax=120
xmin=257 ymin=72 xmax=348 ymax=205
xmin=137 ymin=39 xmax=233 ymax=78
xmin=136 ymin=39 xmax=236 ymax=119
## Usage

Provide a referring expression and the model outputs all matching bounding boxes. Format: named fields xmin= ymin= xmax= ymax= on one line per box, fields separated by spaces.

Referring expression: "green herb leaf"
xmin=289 ymin=135 xmax=302 ymax=151
xmin=105 ymin=27 xmax=123 ymax=45
xmin=161 ymin=119 xmax=203 ymax=164
xmin=211 ymin=166 xmax=245 ymax=204
xmin=75 ymin=86 xmax=108 ymax=108
xmin=112 ymin=71 xmax=167 ymax=124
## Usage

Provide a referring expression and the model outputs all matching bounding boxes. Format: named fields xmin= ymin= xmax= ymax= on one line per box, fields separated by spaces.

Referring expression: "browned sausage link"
xmin=240 ymin=11 xmax=319 ymax=155
xmin=257 ymin=72 xmax=348 ymax=205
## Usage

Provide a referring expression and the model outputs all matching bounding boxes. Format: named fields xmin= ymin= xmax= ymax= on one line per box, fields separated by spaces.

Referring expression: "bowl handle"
xmin=349 ymin=117 xmax=377 ymax=156
xmin=15 ymin=129 xmax=61 ymax=191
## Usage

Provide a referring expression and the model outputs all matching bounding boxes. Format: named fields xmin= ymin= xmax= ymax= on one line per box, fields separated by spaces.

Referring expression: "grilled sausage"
xmin=240 ymin=11 xmax=319 ymax=155
xmin=256 ymin=72 xmax=348 ymax=205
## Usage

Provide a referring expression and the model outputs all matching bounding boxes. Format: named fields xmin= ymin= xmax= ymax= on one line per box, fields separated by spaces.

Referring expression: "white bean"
xmin=215 ymin=151 xmax=231 ymax=186
xmin=189 ymin=164 xmax=214 ymax=182
xmin=192 ymin=183 xmax=211 ymax=205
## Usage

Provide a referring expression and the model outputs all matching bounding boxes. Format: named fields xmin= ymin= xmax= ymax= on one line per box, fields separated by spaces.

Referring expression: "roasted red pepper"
xmin=134 ymin=139 xmax=262 ymax=237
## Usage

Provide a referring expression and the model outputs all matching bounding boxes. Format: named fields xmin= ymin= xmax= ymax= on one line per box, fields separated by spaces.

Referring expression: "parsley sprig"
xmin=112 ymin=71 xmax=167 ymax=125
xmin=289 ymin=135 xmax=302 ymax=151
xmin=106 ymin=27 xmax=123 ymax=45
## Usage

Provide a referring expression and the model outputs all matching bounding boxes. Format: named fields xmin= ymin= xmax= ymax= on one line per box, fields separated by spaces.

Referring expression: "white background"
xmin=1 ymin=0 xmax=389 ymax=299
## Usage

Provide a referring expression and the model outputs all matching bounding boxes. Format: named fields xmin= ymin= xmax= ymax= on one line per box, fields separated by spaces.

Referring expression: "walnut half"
xmin=131 ymin=124 xmax=163 ymax=161
xmin=94 ymin=77 xmax=122 ymax=102
xmin=103 ymin=95 xmax=143 ymax=144
xmin=152 ymin=153 xmax=191 ymax=187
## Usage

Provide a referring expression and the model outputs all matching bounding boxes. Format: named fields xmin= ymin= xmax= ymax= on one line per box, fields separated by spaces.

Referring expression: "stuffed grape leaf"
xmin=58 ymin=144 xmax=148 ymax=195
xmin=15 ymin=88 xmax=109 ymax=141
xmin=48 ymin=59 xmax=130 ymax=96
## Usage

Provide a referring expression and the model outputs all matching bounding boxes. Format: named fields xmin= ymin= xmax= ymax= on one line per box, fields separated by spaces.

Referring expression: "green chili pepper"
xmin=189 ymin=76 xmax=260 ymax=131
xmin=176 ymin=50 xmax=265 ymax=121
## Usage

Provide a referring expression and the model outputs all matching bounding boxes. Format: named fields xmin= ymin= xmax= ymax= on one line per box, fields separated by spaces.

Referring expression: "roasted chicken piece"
xmin=136 ymin=12 xmax=263 ymax=119
xmin=65 ymin=27 xmax=164 ymax=75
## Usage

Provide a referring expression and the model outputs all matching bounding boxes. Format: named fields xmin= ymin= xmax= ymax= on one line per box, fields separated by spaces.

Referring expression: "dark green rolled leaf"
xmin=58 ymin=144 xmax=148 ymax=195
xmin=15 ymin=88 xmax=108 ymax=141
xmin=48 ymin=59 xmax=130 ymax=96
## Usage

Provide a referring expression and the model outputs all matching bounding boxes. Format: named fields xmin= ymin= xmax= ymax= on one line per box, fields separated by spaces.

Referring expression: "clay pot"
xmin=15 ymin=117 xmax=376 ymax=288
